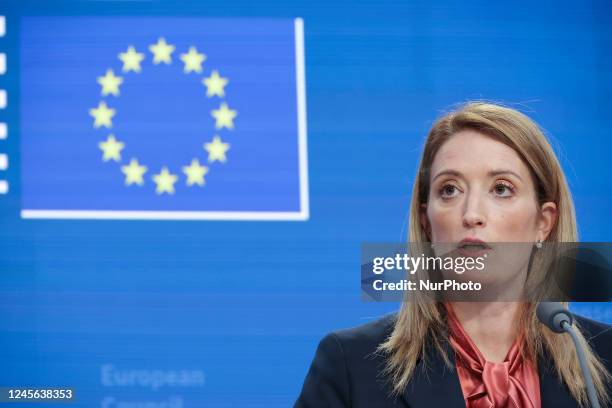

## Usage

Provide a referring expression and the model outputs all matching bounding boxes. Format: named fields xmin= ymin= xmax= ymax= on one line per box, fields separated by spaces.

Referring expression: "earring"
xmin=535 ymin=239 xmax=543 ymax=249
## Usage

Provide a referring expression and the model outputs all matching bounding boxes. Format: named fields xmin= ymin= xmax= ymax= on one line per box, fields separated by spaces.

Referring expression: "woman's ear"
xmin=537 ymin=201 xmax=558 ymax=241
xmin=420 ymin=203 xmax=431 ymax=241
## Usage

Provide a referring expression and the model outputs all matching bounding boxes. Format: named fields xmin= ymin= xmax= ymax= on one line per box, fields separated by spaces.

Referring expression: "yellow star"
xmin=89 ymin=101 xmax=116 ymax=129
xmin=152 ymin=166 xmax=178 ymax=194
xmin=204 ymin=135 xmax=230 ymax=163
xmin=182 ymin=158 xmax=209 ymax=186
xmin=202 ymin=70 xmax=228 ymax=97
xmin=121 ymin=158 xmax=147 ymax=186
xmin=118 ymin=46 xmax=145 ymax=73
xmin=180 ymin=46 xmax=206 ymax=73
xmin=149 ymin=37 xmax=175 ymax=65
xmin=97 ymin=69 xmax=123 ymax=96
xmin=98 ymin=134 xmax=125 ymax=162
xmin=211 ymin=102 xmax=237 ymax=130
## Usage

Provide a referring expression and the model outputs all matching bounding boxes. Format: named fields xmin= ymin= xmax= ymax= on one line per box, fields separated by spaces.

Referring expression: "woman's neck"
xmin=449 ymin=301 xmax=521 ymax=363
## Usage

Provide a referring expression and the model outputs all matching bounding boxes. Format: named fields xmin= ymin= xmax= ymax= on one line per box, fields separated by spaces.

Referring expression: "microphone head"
xmin=537 ymin=302 xmax=573 ymax=333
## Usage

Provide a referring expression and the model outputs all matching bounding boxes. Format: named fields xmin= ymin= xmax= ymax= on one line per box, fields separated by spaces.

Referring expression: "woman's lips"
xmin=456 ymin=239 xmax=491 ymax=257
xmin=456 ymin=245 xmax=491 ymax=257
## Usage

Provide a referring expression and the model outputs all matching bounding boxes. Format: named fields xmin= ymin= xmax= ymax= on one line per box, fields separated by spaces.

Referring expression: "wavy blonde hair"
xmin=378 ymin=102 xmax=611 ymax=406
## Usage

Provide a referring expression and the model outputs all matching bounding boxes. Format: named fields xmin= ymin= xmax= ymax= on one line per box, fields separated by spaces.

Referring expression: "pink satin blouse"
xmin=445 ymin=304 xmax=541 ymax=408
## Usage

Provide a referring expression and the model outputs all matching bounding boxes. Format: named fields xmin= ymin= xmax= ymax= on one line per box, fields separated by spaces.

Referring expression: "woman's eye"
xmin=493 ymin=182 xmax=514 ymax=197
xmin=439 ymin=184 xmax=458 ymax=198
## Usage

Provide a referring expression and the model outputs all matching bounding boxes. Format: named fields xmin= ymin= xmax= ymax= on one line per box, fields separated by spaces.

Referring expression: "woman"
xmin=295 ymin=102 xmax=612 ymax=407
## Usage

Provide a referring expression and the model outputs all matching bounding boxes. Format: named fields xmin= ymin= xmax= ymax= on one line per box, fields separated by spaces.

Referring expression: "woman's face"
xmin=422 ymin=130 xmax=558 ymax=294
xmin=422 ymin=129 xmax=557 ymax=245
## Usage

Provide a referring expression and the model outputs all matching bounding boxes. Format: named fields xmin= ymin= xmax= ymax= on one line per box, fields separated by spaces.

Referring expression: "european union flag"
xmin=20 ymin=17 xmax=308 ymax=220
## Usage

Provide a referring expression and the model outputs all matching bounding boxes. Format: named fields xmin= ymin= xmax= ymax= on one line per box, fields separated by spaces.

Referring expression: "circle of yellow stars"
xmin=89 ymin=37 xmax=237 ymax=195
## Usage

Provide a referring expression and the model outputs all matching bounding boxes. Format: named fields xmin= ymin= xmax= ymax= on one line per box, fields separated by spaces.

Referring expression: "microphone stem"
xmin=562 ymin=321 xmax=601 ymax=408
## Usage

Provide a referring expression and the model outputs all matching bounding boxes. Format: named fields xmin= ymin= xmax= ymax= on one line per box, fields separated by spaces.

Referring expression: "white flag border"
xmin=21 ymin=18 xmax=310 ymax=222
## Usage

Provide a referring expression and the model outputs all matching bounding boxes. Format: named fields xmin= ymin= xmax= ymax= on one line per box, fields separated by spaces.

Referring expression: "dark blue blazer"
xmin=295 ymin=313 xmax=612 ymax=407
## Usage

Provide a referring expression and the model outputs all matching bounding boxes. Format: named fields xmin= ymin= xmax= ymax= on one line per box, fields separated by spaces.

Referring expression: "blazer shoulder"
xmin=332 ymin=313 xmax=397 ymax=351
xmin=574 ymin=314 xmax=612 ymax=338
xmin=574 ymin=314 xmax=611 ymax=340
xmin=573 ymin=314 xmax=612 ymax=363
xmin=294 ymin=313 xmax=399 ymax=408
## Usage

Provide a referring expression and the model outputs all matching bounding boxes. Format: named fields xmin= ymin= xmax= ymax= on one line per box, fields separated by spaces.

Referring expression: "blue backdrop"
xmin=0 ymin=0 xmax=611 ymax=406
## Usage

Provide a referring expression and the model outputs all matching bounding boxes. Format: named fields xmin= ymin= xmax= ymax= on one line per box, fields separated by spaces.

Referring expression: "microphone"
xmin=536 ymin=302 xmax=601 ymax=408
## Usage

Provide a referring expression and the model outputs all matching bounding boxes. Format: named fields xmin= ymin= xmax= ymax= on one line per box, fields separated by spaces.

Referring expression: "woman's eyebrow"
xmin=432 ymin=169 xmax=462 ymax=182
xmin=488 ymin=169 xmax=523 ymax=181
xmin=432 ymin=169 xmax=524 ymax=182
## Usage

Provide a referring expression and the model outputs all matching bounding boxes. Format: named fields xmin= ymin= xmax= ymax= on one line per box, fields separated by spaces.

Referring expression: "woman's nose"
xmin=462 ymin=192 xmax=486 ymax=228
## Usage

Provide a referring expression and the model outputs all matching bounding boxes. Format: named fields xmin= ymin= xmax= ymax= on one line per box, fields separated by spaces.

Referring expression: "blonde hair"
xmin=378 ymin=102 xmax=611 ymax=406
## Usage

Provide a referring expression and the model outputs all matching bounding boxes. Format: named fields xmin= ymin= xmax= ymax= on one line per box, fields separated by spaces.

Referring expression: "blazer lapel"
xmin=401 ymin=339 xmax=465 ymax=408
